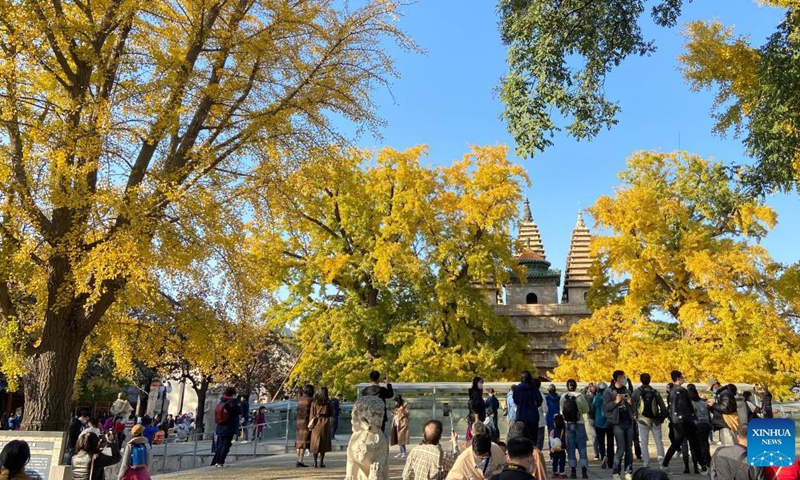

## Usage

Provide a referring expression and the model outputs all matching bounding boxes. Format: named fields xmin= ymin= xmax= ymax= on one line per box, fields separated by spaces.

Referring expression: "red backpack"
xmin=214 ymin=399 xmax=231 ymax=424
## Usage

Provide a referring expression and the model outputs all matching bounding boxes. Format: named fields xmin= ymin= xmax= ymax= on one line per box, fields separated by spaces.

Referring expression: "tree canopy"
xmin=0 ymin=0 xmax=410 ymax=430
xmin=554 ymin=151 xmax=800 ymax=396
xmin=251 ymin=144 xmax=533 ymax=395
xmin=498 ymin=0 xmax=800 ymax=192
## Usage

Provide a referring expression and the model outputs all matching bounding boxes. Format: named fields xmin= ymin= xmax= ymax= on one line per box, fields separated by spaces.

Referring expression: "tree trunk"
xmin=192 ymin=376 xmax=210 ymax=438
xmin=21 ymin=333 xmax=84 ymax=431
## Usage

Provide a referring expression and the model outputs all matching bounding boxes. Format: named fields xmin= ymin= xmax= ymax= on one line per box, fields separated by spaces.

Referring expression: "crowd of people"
xmin=60 ymin=407 xmax=181 ymax=479
xmin=343 ymin=369 xmax=787 ymax=480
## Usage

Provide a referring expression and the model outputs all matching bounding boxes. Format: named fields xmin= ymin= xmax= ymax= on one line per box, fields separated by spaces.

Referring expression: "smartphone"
xmin=442 ymin=403 xmax=450 ymax=417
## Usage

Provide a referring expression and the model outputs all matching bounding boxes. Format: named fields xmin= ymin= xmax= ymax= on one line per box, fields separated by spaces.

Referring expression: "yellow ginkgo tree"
xmin=0 ymin=0 xmax=411 ymax=430
xmin=555 ymin=151 xmax=800 ymax=397
xmin=251 ymin=145 xmax=533 ymax=395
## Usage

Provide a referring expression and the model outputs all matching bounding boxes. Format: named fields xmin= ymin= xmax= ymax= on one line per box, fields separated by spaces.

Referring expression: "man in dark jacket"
xmin=362 ymin=370 xmax=393 ymax=432
xmin=66 ymin=411 xmax=89 ymax=464
xmin=512 ymin=371 xmax=543 ymax=447
xmin=486 ymin=388 xmax=501 ymax=440
xmin=710 ymin=425 xmax=764 ymax=480
xmin=662 ymin=370 xmax=704 ymax=472
xmin=708 ymin=379 xmax=738 ymax=446
xmin=603 ymin=370 xmax=634 ymax=480
xmin=211 ymin=386 xmax=242 ymax=468
xmin=238 ymin=395 xmax=250 ymax=441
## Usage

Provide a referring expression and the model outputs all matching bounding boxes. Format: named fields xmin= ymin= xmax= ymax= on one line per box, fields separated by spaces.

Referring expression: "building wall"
xmin=505 ymin=279 xmax=559 ymax=305
xmin=493 ymin=304 xmax=590 ymax=376
xmin=563 ymin=287 xmax=589 ymax=305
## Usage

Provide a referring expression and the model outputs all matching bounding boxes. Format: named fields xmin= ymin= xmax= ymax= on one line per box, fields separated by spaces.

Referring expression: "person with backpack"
xmin=688 ymin=384 xmax=712 ymax=473
xmin=709 ymin=425 xmax=764 ymax=480
xmin=661 ymin=370 xmax=705 ymax=474
xmin=593 ymin=382 xmax=614 ymax=469
xmin=550 ymin=414 xmax=568 ymax=478
xmin=560 ymin=379 xmax=590 ymax=479
xmin=604 ymin=370 xmax=635 ymax=480
xmin=211 ymin=386 xmax=242 ymax=468
xmin=117 ymin=424 xmax=152 ymax=480
xmin=631 ymin=373 xmax=667 ymax=469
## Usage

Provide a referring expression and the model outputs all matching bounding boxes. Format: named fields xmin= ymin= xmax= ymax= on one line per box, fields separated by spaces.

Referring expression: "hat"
xmin=548 ymin=384 xmax=557 ymax=393
xmin=707 ymin=378 xmax=719 ymax=389
xmin=131 ymin=424 xmax=145 ymax=437
xmin=598 ymin=381 xmax=608 ymax=390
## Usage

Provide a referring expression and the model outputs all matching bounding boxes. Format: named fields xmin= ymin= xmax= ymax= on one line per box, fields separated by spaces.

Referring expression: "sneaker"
xmin=625 ymin=473 xmax=633 ymax=480
xmin=613 ymin=474 xmax=622 ymax=480
xmin=594 ymin=455 xmax=600 ymax=461
xmin=394 ymin=453 xmax=403 ymax=458
xmin=659 ymin=466 xmax=669 ymax=473
xmin=215 ymin=464 xmax=223 ymax=468
xmin=701 ymin=466 xmax=709 ymax=475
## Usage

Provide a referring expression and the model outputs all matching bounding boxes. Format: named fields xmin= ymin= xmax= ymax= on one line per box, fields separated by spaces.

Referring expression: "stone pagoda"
xmin=486 ymin=200 xmax=594 ymax=376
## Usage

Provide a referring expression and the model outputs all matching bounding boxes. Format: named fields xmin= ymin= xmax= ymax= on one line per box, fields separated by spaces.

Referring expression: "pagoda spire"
xmin=562 ymin=207 xmax=592 ymax=304
xmin=518 ymin=199 xmax=546 ymax=259
xmin=576 ymin=209 xmax=585 ymax=228
xmin=523 ymin=198 xmax=533 ymax=222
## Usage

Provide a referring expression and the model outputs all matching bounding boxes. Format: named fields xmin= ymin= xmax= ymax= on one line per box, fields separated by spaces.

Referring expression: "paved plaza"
xmin=153 ymin=449 xmax=712 ymax=480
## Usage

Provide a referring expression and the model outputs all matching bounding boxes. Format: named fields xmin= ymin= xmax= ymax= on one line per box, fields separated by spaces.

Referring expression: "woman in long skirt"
xmin=310 ymin=387 xmax=334 ymax=468
xmin=295 ymin=385 xmax=314 ymax=468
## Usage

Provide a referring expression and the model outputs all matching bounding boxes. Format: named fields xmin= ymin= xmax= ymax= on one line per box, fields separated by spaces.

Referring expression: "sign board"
xmin=748 ymin=418 xmax=796 ymax=467
xmin=0 ymin=431 xmax=66 ymax=480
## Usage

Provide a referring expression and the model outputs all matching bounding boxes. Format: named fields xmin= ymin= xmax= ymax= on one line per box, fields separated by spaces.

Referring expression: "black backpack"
xmin=563 ymin=394 xmax=579 ymax=422
xmin=671 ymin=387 xmax=694 ymax=423
xmin=640 ymin=387 xmax=663 ymax=419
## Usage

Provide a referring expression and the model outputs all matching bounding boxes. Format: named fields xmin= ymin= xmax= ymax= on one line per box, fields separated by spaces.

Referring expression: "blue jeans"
xmin=613 ymin=422 xmax=635 ymax=475
xmin=566 ymin=422 xmax=589 ymax=467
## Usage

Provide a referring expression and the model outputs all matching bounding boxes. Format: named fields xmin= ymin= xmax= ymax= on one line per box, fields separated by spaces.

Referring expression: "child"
xmin=255 ymin=406 xmax=267 ymax=441
xmin=550 ymin=414 xmax=567 ymax=478
xmin=118 ymin=424 xmax=152 ymax=480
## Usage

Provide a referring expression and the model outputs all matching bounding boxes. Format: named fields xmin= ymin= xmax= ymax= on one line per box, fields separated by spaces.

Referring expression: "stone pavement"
xmin=152 ymin=450 xmax=708 ymax=480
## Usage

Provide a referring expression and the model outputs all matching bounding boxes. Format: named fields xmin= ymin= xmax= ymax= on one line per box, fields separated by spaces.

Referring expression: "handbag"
xmin=307 ymin=416 xmax=318 ymax=429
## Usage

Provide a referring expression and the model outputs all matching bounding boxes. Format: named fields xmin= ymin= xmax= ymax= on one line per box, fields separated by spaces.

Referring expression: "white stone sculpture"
xmin=110 ymin=392 xmax=133 ymax=418
xmin=345 ymin=395 xmax=389 ymax=480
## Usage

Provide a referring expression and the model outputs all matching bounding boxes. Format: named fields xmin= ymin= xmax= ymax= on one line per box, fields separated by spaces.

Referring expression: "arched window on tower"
xmin=526 ymin=292 xmax=538 ymax=304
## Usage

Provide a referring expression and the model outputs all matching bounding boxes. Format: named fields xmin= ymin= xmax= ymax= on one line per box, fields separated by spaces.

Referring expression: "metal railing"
xmin=149 ymin=417 xmax=293 ymax=474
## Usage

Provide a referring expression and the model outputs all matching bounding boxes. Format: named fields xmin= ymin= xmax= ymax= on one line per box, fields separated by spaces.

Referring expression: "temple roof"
xmin=562 ymin=210 xmax=593 ymax=302
xmin=518 ymin=249 xmax=548 ymax=265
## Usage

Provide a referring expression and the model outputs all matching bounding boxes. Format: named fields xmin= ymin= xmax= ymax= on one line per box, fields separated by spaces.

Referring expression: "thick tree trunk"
xmin=21 ymin=333 xmax=84 ymax=431
xmin=192 ymin=376 xmax=209 ymax=438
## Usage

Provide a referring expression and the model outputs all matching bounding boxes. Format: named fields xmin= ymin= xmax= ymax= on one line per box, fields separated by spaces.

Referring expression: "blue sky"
xmin=341 ymin=0 xmax=800 ymax=277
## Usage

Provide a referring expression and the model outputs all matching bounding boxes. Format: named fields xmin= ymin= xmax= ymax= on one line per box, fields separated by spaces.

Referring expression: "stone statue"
xmin=110 ymin=392 xmax=133 ymax=419
xmin=345 ymin=395 xmax=389 ymax=480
